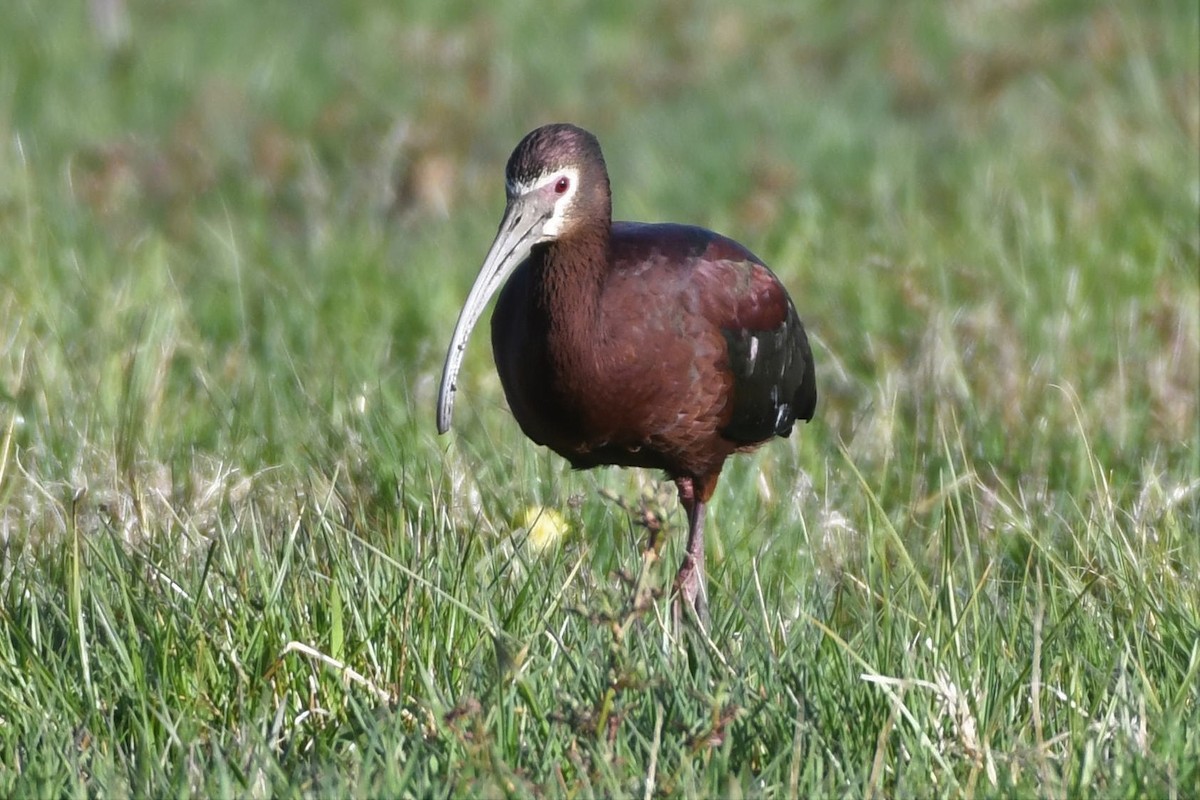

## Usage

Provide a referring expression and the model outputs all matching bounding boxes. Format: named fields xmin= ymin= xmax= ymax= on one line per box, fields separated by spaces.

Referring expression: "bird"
xmin=437 ymin=123 xmax=815 ymax=627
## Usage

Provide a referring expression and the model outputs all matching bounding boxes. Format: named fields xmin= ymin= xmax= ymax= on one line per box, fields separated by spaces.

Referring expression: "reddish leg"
xmin=673 ymin=473 xmax=717 ymax=629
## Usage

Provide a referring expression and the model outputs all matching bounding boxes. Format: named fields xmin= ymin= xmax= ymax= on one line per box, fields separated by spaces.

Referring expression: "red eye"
xmin=554 ymin=176 xmax=570 ymax=194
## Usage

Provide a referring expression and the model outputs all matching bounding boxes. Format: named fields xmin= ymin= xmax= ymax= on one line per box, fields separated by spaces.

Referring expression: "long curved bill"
xmin=436 ymin=200 xmax=546 ymax=434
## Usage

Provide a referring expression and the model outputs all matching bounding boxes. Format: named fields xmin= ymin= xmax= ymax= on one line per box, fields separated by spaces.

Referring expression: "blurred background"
xmin=1 ymin=0 xmax=1197 ymax=568
xmin=4 ymin=0 xmax=1195 ymax=474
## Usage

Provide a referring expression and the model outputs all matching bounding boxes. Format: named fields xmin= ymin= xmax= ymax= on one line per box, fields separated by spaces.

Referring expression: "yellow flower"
xmin=519 ymin=506 xmax=569 ymax=553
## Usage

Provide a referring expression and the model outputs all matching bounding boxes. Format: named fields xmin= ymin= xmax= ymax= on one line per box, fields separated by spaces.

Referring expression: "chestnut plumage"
xmin=437 ymin=123 xmax=815 ymax=625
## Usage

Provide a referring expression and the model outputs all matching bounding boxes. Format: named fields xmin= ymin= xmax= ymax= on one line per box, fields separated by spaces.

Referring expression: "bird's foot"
xmin=671 ymin=560 xmax=710 ymax=632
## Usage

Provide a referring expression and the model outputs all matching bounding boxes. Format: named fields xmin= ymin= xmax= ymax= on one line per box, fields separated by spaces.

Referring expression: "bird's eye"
xmin=554 ymin=176 xmax=570 ymax=194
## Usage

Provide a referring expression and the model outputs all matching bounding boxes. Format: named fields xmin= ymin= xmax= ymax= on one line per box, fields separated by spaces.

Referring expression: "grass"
xmin=1 ymin=0 xmax=1197 ymax=796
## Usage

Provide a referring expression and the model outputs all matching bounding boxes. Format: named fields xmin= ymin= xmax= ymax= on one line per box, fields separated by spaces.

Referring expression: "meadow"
xmin=1 ymin=0 xmax=1197 ymax=796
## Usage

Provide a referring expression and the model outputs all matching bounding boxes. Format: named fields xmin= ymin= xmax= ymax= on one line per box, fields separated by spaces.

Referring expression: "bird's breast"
xmin=489 ymin=263 xmax=611 ymax=461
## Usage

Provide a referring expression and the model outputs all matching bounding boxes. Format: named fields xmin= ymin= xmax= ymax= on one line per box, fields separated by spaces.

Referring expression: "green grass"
xmin=1 ymin=0 xmax=1197 ymax=796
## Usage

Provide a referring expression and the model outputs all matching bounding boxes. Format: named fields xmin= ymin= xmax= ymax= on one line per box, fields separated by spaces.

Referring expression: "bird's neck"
xmin=535 ymin=222 xmax=610 ymax=380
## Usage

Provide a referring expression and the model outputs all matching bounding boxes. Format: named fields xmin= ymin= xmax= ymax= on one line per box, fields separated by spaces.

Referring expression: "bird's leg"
xmin=672 ymin=476 xmax=710 ymax=629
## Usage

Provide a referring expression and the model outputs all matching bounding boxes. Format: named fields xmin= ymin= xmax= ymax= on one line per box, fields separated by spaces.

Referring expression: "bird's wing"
xmin=686 ymin=236 xmax=817 ymax=444
xmin=607 ymin=223 xmax=816 ymax=445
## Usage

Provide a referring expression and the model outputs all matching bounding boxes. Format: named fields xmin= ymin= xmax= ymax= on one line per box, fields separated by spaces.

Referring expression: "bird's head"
xmin=437 ymin=124 xmax=610 ymax=434
xmin=501 ymin=123 xmax=609 ymax=243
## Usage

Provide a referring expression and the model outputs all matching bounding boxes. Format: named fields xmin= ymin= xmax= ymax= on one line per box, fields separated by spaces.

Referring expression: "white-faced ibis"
xmin=437 ymin=123 xmax=816 ymax=626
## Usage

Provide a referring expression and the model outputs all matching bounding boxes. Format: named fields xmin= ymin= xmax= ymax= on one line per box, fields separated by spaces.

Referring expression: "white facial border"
xmin=508 ymin=166 xmax=580 ymax=238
